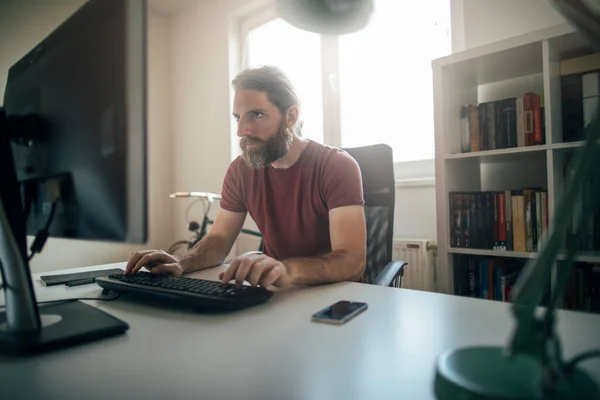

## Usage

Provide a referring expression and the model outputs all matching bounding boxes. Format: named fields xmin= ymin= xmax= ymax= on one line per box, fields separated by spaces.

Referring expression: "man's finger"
xmin=234 ymin=257 xmax=256 ymax=287
xmin=220 ymin=258 xmax=241 ymax=284
xmin=260 ymin=264 xmax=285 ymax=288
xmin=131 ymin=252 xmax=175 ymax=275
xmin=125 ymin=250 xmax=155 ymax=275
xmin=150 ymin=263 xmax=182 ymax=277
xmin=246 ymin=259 xmax=275 ymax=287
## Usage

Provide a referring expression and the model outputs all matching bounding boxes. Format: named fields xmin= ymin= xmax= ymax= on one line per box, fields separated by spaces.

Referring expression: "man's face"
xmin=232 ymin=89 xmax=294 ymax=169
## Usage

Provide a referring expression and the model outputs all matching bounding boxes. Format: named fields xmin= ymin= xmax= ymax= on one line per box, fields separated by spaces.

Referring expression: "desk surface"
xmin=1 ymin=262 xmax=600 ymax=400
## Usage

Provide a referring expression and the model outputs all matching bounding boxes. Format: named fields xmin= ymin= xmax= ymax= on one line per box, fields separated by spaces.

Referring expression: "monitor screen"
xmin=2 ymin=0 xmax=147 ymax=243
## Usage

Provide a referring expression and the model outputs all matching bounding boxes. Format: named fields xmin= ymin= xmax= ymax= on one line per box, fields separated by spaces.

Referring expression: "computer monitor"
xmin=0 ymin=0 xmax=147 ymax=355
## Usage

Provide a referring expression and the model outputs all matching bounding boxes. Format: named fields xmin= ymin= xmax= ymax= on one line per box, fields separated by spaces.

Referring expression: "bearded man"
xmin=126 ymin=66 xmax=366 ymax=289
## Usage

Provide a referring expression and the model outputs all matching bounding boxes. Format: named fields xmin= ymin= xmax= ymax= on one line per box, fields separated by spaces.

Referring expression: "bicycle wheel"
xmin=167 ymin=240 xmax=190 ymax=257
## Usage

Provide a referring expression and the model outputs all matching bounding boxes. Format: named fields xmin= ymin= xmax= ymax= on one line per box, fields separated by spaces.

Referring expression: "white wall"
xmin=462 ymin=0 xmax=566 ymax=49
xmin=0 ymin=0 xmax=174 ymax=272
xmin=394 ymin=185 xmax=437 ymax=239
xmin=169 ymin=0 xmax=267 ymax=243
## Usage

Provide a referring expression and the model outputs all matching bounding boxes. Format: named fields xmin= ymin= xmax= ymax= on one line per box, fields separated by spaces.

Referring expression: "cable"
xmin=0 ymin=292 xmax=121 ymax=310
xmin=565 ymin=349 xmax=600 ymax=372
xmin=28 ymin=201 xmax=57 ymax=262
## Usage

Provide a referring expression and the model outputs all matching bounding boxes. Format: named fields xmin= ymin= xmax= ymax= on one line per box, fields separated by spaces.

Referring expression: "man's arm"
xmin=178 ymin=208 xmax=246 ymax=273
xmin=125 ymin=208 xmax=246 ymax=276
xmin=283 ymin=205 xmax=366 ymax=285
xmin=219 ymin=205 xmax=366 ymax=288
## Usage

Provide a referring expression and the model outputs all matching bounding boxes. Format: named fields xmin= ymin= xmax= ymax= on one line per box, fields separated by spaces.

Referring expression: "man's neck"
xmin=271 ymin=135 xmax=308 ymax=169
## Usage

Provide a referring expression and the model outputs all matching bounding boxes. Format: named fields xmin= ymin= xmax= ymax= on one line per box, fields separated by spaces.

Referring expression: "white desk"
xmin=1 ymin=262 xmax=600 ymax=400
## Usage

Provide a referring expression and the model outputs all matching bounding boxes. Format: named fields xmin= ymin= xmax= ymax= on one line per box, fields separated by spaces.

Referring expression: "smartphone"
xmin=311 ymin=301 xmax=368 ymax=325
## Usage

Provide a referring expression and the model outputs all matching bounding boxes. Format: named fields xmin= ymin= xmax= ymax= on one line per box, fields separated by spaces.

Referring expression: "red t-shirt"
xmin=220 ymin=140 xmax=364 ymax=261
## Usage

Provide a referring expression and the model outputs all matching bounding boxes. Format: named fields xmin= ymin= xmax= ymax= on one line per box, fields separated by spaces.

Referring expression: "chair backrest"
xmin=343 ymin=144 xmax=395 ymax=284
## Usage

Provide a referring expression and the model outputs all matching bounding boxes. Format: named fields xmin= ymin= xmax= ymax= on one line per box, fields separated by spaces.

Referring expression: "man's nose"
xmin=237 ymin=120 xmax=252 ymax=137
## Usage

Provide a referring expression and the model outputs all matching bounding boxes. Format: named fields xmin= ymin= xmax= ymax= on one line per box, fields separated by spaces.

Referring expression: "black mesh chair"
xmin=343 ymin=144 xmax=408 ymax=287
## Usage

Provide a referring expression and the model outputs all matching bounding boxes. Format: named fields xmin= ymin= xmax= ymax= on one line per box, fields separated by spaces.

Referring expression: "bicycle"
xmin=166 ymin=191 xmax=263 ymax=257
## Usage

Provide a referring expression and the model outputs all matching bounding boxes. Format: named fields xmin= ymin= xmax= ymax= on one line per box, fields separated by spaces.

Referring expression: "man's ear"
xmin=286 ymin=105 xmax=299 ymax=130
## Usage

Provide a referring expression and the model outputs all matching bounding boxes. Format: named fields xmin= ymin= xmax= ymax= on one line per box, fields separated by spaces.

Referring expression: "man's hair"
xmin=232 ymin=65 xmax=302 ymax=134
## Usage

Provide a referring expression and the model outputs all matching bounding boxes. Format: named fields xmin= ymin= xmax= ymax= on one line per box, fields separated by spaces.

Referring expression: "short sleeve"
xmin=220 ymin=158 xmax=247 ymax=213
xmin=322 ymin=150 xmax=365 ymax=210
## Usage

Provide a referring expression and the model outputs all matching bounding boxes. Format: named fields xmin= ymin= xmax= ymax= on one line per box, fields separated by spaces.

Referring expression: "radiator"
xmin=392 ymin=238 xmax=438 ymax=292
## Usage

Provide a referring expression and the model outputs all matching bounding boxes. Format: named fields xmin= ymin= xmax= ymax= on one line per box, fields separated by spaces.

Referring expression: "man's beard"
xmin=240 ymin=122 xmax=294 ymax=169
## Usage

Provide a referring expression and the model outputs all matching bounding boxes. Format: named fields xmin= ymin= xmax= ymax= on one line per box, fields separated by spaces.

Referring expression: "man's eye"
xmin=250 ymin=112 xmax=264 ymax=119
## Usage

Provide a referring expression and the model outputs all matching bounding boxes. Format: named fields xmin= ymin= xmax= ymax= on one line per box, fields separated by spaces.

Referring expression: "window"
xmin=237 ymin=0 xmax=451 ymax=170
xmin=243 ymin=18 xmax=324 ymax=144
xmin=338 ymin=0 xmax=451 ymax=161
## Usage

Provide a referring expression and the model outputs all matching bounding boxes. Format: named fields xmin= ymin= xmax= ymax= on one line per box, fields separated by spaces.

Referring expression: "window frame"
xmin=235 ymin=0 xmax=455 ymax=186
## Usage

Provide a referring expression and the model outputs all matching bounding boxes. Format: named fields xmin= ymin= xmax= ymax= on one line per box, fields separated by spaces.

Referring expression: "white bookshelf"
xmin=432 ymin=23 xmax=599 ymax=295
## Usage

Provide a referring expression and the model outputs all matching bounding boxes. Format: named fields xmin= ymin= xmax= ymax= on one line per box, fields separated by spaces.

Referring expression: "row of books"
xmin=453 ymin=255 xmax=600 ymax=314
xmin=563 ymin=153 xmax=600 ymax=252
xmin=459 ymin=92 xmax=545 ymax=153
xmin=563 ymin=262 xmax=600 ymax=313
xmin=450 ymin=189 xmax=548 ymax=252
xmin=560 ymin=52 xmax=600 ymax=143
xmin=453 ymin=255 xmax=527 ymax=302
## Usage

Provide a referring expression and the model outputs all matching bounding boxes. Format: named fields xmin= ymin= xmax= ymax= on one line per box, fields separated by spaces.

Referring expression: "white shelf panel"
xmin=549 ymin=141 xmax=589 ymax=151
xmin=449 ymin=248 xmax=600 ymax=264
xmin=445 ymin=145 xmax=548 ymax=161
xmin=557 ymin=253 xmax=600 ymax=264
xmin=448 ymin=248 xmax=536 ymax=259
xmin=433 ymin=25 xmax=574 ymax=86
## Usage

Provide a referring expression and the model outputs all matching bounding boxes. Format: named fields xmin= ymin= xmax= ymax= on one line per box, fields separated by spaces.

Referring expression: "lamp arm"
xmin=506 ymin=100 xmax=600 ymax=369
xmin=510 ymin=117 xmax=600 ymax=309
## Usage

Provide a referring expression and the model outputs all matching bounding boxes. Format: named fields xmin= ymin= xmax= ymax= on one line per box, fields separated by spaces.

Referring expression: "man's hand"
xmin=125 ymin=250 xmax=183 ymax=277
xmin=219 ymin=254 xmax=293 ymax=289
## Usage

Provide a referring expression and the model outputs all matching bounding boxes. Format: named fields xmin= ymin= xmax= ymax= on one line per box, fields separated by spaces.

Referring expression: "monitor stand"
xmin=0 ymin=300 xmax=129 ymax=355
xmin=0 ymin=109 xmax=128 ymax=355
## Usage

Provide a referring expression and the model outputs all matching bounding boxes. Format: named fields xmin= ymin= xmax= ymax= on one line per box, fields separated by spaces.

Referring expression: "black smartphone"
xmin=311 ymin=300 xmax=368 ymax=325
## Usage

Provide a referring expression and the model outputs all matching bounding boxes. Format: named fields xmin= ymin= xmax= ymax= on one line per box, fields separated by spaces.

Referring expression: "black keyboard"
xmin=95 ymin=272 xmax=273 ymax=311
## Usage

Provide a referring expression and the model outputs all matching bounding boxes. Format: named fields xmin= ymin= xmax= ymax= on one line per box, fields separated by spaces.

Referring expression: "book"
xmin=560 ymin=52 xmax=600 ymax=76
xmin=40 ymin=268 xmax=124 ymax=286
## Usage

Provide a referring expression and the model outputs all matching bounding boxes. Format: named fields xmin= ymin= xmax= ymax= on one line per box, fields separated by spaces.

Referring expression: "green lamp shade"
xmin=276 ymin=0 xmax=374 ymax=35
xmin=434 ymin=346 xmax=599 ymax=400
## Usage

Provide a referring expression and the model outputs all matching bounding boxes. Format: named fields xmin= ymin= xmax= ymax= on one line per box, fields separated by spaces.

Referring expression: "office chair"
xmin=343 ymin=144 xmax=408 ymax=287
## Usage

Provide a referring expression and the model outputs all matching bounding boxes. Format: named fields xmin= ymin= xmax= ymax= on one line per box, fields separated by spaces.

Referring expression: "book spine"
xmin=469 ymin=192 xmax=478 ymax=248
xmin=495 ymin=100 xmax=503 ymax=149
xmin=535 ymin=191 xmax=542 ymax=251
xmin=505 ymin=190 xmax=513 ymax=251
xmin=512 ymin=190 xmax=526 ymax=252
xmin=516 ymin=96 xmax=525 ymax=147
xmin=525 ymin=190 xmax=534 ymax=252
xmin=540 ymin=191 xmax=548 ymax=246
xmin=505 ymin=97 xmax=517 ymax=148
xmin=461 ymin=105 xmax=471 ymax=152
xmin=493 ymin=192 xmax=499 ymax=249
xmin=524 ymin=93 xmax=534 ymax=146
xmin=561 ymin=74 xmax=584 ymax=142
xmin=468 ymin=257 xmax=477 ymax=297
xmin=463 ymin=193 xmax=471 ymax=248
xmin=476 ymin=192 xmax=485 ymax=249
xmin=469 ymin=105 xmax=480 ymax=152
xmin=487 ymin=102 xmax=496 ymax=150
xmin=583 ymin=72 xmax=599 ymax=133
xmin=497 ymin=191 xmax=507 ymax=251
xmin=533 ymin=93 xmax=543 ymax=145
xmin=479 ymin=102 xmax=488 ymax=150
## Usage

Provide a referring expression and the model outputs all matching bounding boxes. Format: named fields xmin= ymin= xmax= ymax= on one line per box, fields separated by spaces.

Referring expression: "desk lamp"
xmin=276 ymin=0 xmax=600 ymax=398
